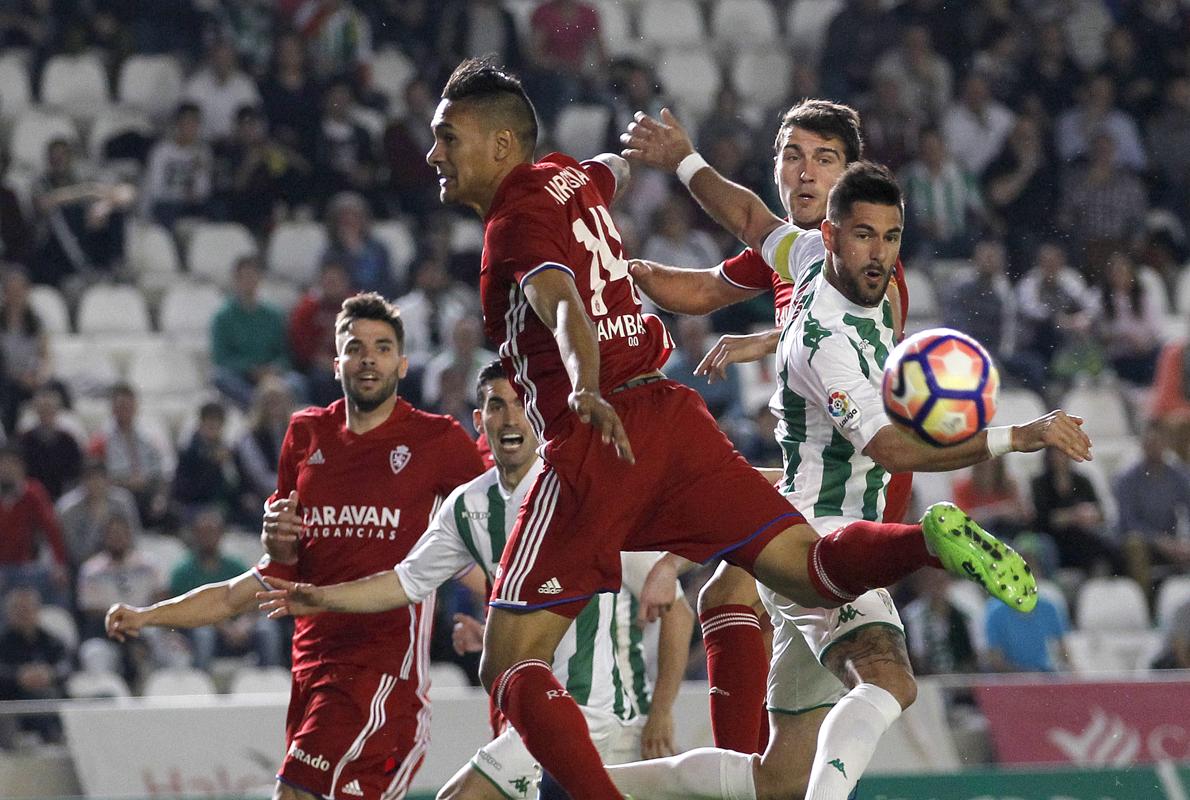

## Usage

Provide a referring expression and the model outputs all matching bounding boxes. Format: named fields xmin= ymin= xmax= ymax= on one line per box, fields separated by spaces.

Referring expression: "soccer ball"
xmin=881 ymin=328 xmax=999 ymax=447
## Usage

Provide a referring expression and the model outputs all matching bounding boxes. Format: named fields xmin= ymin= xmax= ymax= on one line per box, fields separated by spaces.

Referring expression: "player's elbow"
xmin=864 ymin=433 xmax=914 ymax=474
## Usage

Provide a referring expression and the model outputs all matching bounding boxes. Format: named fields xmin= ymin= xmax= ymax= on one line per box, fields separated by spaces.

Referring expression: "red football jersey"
xmin=480 ymin=153 xmax=672 ymax=439
xmin=268 ymin=398 xmax=484 ymax=672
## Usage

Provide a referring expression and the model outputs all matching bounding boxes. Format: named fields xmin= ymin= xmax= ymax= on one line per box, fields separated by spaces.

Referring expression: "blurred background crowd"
xmin=1 ymin=0 xmax=1190 ymax=747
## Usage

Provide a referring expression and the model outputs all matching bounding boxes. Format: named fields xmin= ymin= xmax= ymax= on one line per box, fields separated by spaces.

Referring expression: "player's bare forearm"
xmin=141 ymin=572 xmax=259 ymax=629
xmin=686 ymin=167 xmax=784 ymax=254
xmin=695 ymin=328 xmax=781 ymax=382
xmin=653 ymin=593 xmax=693 ymax=716
xmin=523 ymin=269 xmax=601 ymax=393
xmin=261 ymin=571 xmax=411 ymax=616
xmin=628 ymin=260 xmax=761 ymax=315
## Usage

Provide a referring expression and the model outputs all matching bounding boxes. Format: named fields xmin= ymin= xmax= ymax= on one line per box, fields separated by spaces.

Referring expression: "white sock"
xmin=606 ymin=748 xmax=757 ymax=800
xmin=805 ymin=683 xmax=903 ymax=800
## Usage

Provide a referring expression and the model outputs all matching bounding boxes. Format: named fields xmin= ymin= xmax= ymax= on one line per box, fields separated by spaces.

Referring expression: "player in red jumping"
xmin=107 ymin=293 xmax=484 ymax=800
xmin=425 ymin=58 xmax=1037 ymax=800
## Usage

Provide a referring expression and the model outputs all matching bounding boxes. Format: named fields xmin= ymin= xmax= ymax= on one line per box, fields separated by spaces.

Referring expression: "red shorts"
xmin=491 ymin=380 xmax=803 ymax=615
xmin=278 ymin=663 xmax=429 ymax=800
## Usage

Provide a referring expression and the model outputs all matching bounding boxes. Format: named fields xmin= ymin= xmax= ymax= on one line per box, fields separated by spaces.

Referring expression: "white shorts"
xmin=470 ymin=707 xmax=644 ymax=800
xmin=759 ymin=515 xmax=905 ymax=715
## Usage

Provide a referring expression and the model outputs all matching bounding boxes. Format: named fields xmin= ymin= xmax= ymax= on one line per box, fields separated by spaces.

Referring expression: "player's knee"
xmin=875 ymin=668 xmax=917 ymax=710
xmin=697 ymin=565 xmax=759 ymax=613
xmin=477 ymin=652 xmax=505 ymax=694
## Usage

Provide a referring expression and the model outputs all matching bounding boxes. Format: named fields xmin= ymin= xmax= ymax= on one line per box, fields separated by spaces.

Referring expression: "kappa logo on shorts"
xmin=389 ymin=445 xmax=412 ymax=474
xmin=340 ymin=778 xmax=364 ymax=796
xmin=538 ymin=577 xmax=563 ymax=595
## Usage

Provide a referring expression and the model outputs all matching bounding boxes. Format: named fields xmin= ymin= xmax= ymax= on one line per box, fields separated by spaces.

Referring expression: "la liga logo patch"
xmin=828 ymin=391 xmax=852 ymax=419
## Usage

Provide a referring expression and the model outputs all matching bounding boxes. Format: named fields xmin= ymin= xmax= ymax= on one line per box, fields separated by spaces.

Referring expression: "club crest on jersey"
xmin=389 ymin=445 xmax=412 ymax=474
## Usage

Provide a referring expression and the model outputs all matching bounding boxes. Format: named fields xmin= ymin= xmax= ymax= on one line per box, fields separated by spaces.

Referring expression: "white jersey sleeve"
xmin=761 ymin=223 xmax=824 ymax=286
xmin=394 ymin=484 xmax=476 ymax=604
xmin=796 ymin=331 xmax=892 ymax=452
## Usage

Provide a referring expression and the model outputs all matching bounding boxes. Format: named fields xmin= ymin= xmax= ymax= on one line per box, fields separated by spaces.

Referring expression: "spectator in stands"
xmin=1115 ymin=422 xmax=1190 ymax=593
xmin=820 ymin=0 xmax=897 ymax=102
xmin=1020 ymin=21 xmax=1081 ymax=114
xmin=55 ymin=460 xmax=141 ymax=573
xmin=0 ymin=446 xmax=68 ymax=604
xmin=313 ymin=80 xmax=377 ymax=205
xmin=970 ymin=24 xmax=1024 ymax=105
xmin=951 ymin=458 xmax=1032 ymax=539
xmin=1055 ymin=72 xmax=1147 ymax=172
xmin=236 ymin=378 xmax=293 ymax=521
xmin=436 ymin=0 xmax=523 ymax=76
xmin=421 ymin=317 xmax=496 ymax=410
xmin=218 ymin=104 xmax=312 ymax=234
xmin=213 ymin=0 xmax=276 ymax=76
xmin=1146 ymin=76 xmax=1190 ymax=222
xmin=299 ymin=0 xmax=373 ymax=85
xmin=0 ymin=265 xmax=49 ymax=435
xmin=321 ymin=191 xmax=396 ymax=298
xmin=1015 ymin=241 xmax=1097 ymax=379
xmin=943 ymin=72 xmax=1015 ymax=179
xmin=289 ymin=257 xmax=352 ymax=405
xmin=0 ymin=588 xmax=68 ymax=743
xmin=873 ymin=24 xmax=952 ymax=122
xmin=91 ymin=383 xmax=172 ymax=530
xmin=857 ymin=74 xmax=922 ymax=174
xmin=0 ymin=152 xmax=31 ymax=264
xmin=1102 ymin=25 xmax=1160 ymax=120
xmin=18 ymin=385 xmax=82 ymax=500
xmin=76 ymin=513 xmax=163 ymax=639
xmin=942 ymin=238 xmax=1047 ymax=391
xmin=524 ymin=0 xmax=608 ymax=125
xmin=1031 ymin=447 xmax=1117 ymax=575
xmin=982 ymin=115 xmax=1061 ymax=278
xmin=430 ymin=362 xmax=475 ymax=426
xmin=31 ymin=138 xmax=133 ymax=289
xmin=665 ymin=316 xmax=744 ymax=422
xmin=1096 ymin=250 xmax=1162 ymax=385
xmin=394 ymin=254 xmax=476 ymax=373
xmin=983 ymin=547 xmax=1070 ymax=673
xmin=259 ymin=32 xmax=322 ymax=161
xmin=1152 ymin=596 xmax=1190 ymax=670
xmin=1058 ymin=130 xmax=1148 ymax=279
xmin=639 ymin=197 xmax=722 ymax=300
xmin=899 ymin=128 xmax=985 ymax=261
xmin=900 ymin=570 xmax=978 ymax=675
xmin=168 ymin=507 xmax=282 ymax=669
xmin=184 ymin=38 xmax=262 ymax=144
xmin=383 ymin=76 xmax=441 ymax=218
xmin=141 ymin=103 xmax=214 ymax=227
xmin=211 ymin=255 xmax=302 ymax=410
xmin=172 ymin=401 xmax=249 ymax=526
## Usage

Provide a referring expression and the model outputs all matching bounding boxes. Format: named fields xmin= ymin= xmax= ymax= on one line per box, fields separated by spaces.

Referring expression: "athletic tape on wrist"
xmin=986 ymin=425 xmax=1014 ymax=458
xmin=676 ymin=152 xmax=709 ymax=187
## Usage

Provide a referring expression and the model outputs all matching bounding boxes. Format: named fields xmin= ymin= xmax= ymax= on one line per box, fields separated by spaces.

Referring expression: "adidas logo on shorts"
xmin=308 ymin=449 xmax=325 ymax=465
xmin=340 ymin=778 xmax=364 ymax=796
xmin=538 ymin=577 xmax=563 ymax=595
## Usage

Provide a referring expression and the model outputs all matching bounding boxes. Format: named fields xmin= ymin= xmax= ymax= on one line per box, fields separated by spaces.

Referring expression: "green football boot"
xmin=921 ymin=502 xmax=1038 ymax=613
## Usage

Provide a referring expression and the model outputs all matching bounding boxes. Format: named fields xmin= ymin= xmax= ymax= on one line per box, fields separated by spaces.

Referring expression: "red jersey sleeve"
xmin=893 ymin=258 xmax=909 ymax=323
xmin=719 ymin=247 xmax=772 ymax=291
xmin=580 ymin=159 xmax=616 ymax=204
xmin=435 ymin=418 xmax=486 ymax=496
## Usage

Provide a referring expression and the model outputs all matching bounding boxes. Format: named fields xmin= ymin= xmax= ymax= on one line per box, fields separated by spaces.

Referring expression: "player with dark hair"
xmin=106 ymin=292 xmax=485 ymax=800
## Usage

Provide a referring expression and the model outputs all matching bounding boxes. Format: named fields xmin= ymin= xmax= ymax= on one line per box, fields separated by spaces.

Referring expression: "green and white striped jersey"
xmin=395 ymin=459 xmax=654 ymax=721
xmin=761 ymin=223 xmax=897 ymax=525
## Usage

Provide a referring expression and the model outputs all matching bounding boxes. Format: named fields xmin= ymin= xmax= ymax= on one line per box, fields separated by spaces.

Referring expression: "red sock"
xmin=493 ymin=660 xmax=621 ymax=800
xmin=700 ymin=604 xmax=767 ymax=753
xmin=807 ymin=521 xmax=944 ymax=603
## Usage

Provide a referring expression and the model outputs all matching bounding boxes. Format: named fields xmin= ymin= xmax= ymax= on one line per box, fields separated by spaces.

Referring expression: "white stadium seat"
xmin=786 ymin=0 xmax=845 ymax=68
xmin=0 ymin=53 xmax=32 ymax=122
xmin=117 ymin=54 xmax=184 ymax=121
xmin=128 ymin=338 xmax=205 ymax=397
xmin=731 ymin=49 xmax=791 ymax=110
xmin=639 ymin=0 xmax=706 ymax=49
xmin=142 ymin=667 xmax=217 ymax=697
xmin=127 ymin=221 xmax=182 ymax=291
xmin=39 ymin=604 xmax=79 ymax=650
xmin=372 ymin=219 xmax=416 ymax=284
xmin=40 ymin=53 xmax=110 ymax=121
xmin=9 ymin=109 xmax=78 ymax=170
xmin=267 ymin=222 xmax=328 ymax=286
xmin=28 ymin=284 xmax=70 ymax=334
xmin=371 ymin=47 xmax=416 ymax=113
xmin=902 ymin=268 xmax=938 ymax=319
xmin=258 ymin=278 xmax=301 ymax=312
xmin=592 ymin=0 xmax=640 ymax=57
xmin=1061 ymin=384 xmax=1131 ymax=441
xmin=429 ymin=662 xmax=471 ymax=694
xmin=67 ymin=670 xmax=132 ymax=699
xmin=50 ymin=335 xmax=121 ymax=397
xmin=77 ymin=284 xmax=151 ymax=335
xmin=553 ymin=104 xmax=612 ymax=162
xmin=138 ymin=533 xmax=188 ymax=577
xmin=1075 ymin=577 xmax=1151 ymax=631
xmin=1065 ymin=629 xmax=1163 ymax=674
xmin=656 ymin=49 xmax=722 ymax=119
xmin=1156 ymin=576 xmax=1190 ymax=628
xmin=187 ymin=222 xmax=257 ymax=287
xmin=710 ymin=0 xmax=780 ymax=49
xmin=159 ymin=281 xmax=225 ymax=336
xmin=230 ymin=666 xmax=291 ymax=695
xmin=450 ymin=218 xmax=484 ymax=253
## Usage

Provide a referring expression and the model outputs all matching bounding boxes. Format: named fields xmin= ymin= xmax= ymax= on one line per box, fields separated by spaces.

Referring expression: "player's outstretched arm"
xmin=628 ymin=259 xmax=762 ymax=316
xmin=105 ymin=570 xmax=262 ymax=641
xmin=257 ymin=570 xmax=411 ymax=617
xmin=621 ymin=108 xmax=783 ymax=253
xmin=636 ymin=553 xmax=697 ymax=625
xmin=641 ymin=591 xmax=694 ymax=759
xmin=523 ymin=267 xmax=634 ymax=463
xmin=864 ymin=410 xmax=1093 ymax=474
xmin=694 ymin=328 xmax=782 ymax=383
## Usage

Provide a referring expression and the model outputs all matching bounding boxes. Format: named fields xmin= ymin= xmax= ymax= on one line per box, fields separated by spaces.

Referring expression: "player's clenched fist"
xmin=620 ymin=108 xmax=695 ymax=172
xmin=105 ymin=603 xmax=145 ymax=642
xmin=260 ymin=490 xmax=302 ymax=563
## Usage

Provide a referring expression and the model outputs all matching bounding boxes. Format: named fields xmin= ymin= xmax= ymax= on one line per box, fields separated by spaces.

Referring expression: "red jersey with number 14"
xmin=481 ymin=153 xmax=672 ymax=440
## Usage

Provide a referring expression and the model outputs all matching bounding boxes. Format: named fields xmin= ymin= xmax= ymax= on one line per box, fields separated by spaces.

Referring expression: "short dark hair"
xmin=175 ymin=101 xmax=201 ymax=120
xmin=442 ymin=57 xmax=539 ymax=155
xmin=335 ymin=292 xmax=405 ymax=350
xmin=198 ymin=401 xmax=226 ymax=423
xmin=110 ymin=382 xmax=135 ymax=400
xmin=475 ymin=359 xmax=507 ymax=406
xmin=774 ymin=100 xmax=863 ymax=163
xmin=826 ymin=161 xmax=903 ymax=224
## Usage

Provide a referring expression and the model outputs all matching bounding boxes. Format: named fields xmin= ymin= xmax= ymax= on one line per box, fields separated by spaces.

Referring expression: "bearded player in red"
xmin=107 ymin=294 xmax=484 ymax=800
xmin=427 ymin=58 xmax=1038 ymax=800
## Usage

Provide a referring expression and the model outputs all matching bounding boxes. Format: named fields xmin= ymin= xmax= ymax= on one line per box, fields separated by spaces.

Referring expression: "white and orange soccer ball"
xmin=881 ymin=328 xmax=999 ymax=447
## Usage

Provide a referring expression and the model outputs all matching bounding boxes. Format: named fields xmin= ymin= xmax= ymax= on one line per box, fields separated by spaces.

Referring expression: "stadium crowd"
xmin=1 ymin=0 xmax=1190 ymax=749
